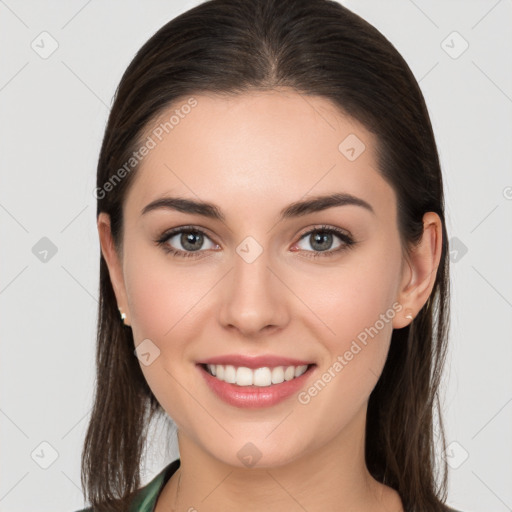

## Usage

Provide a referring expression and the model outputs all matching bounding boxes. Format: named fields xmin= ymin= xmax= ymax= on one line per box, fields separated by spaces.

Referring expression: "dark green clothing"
xmin=75 ymin=459 xmax=180 ymax=512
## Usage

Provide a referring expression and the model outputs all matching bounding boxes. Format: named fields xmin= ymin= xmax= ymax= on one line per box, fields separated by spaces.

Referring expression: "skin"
xmin=98 ymin=89 xmax=442 ymax=512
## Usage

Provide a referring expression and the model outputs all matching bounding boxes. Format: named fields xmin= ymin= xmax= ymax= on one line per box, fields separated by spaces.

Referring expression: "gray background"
xmin=1 ymin=1 xmax=511 ymax=511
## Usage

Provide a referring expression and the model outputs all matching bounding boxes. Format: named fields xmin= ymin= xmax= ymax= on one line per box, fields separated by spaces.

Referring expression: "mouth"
xmin=198 ymin=362 xmax=317 ymax=388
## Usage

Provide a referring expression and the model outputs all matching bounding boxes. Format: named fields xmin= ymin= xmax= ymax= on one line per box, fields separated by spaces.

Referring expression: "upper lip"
xmin=197 ymin=354 xmax=315 ymax=369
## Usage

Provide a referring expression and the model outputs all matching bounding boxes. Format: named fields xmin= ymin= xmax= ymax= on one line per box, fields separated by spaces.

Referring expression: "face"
xmin=101 ymin=89 xmax=414 ymax=468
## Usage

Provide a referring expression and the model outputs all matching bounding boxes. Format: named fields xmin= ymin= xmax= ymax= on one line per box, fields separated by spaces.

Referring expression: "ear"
xmin=393 ymin=212 xmax=443 ymax=329
xmin=97 ymin=212 xmax=131 ymax=326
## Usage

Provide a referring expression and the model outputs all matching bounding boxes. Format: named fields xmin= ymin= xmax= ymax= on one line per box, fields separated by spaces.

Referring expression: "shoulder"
xmin=72 ymin=459 xmax=180 ymax=512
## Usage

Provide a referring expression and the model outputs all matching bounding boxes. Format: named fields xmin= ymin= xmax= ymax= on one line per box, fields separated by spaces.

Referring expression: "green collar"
xmin=129 ymin=459 xmax=181 ymax=512
xmin=75 ymin=459 xmax=181 ymax=512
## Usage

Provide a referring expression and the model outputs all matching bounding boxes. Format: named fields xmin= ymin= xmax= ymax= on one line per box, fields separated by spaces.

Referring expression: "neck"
xmin=157 ymin=407 xmax=403 ymax=512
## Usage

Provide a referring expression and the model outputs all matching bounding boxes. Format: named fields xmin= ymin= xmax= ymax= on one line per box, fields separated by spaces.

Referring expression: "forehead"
xmin=124 ymin=90 xmax=395 ymax=222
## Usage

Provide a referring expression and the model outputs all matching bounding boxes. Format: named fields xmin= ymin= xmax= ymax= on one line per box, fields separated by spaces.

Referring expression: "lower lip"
xmin=197 ymin=364 xmax=316 ymax=408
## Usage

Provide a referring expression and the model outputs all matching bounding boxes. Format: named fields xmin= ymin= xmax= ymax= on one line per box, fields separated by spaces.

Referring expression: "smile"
xmin=197 ymin=362 xmax=317 ymax=408
xmin=204 ymin=363 xmax=310 ymax=387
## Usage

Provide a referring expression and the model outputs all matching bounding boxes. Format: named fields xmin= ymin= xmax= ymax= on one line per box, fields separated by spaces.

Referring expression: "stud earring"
xmin=404 ymin=308 xmax=414 ymax=320
xmin=118 ymin=306 xmax=127 ymax=324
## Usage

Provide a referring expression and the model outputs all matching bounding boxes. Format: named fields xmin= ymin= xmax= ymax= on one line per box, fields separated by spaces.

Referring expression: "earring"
xmin=404 ymin=308 xmax=414 ymax=320
xmin=118 ymin=306 xmax=127 ymax=324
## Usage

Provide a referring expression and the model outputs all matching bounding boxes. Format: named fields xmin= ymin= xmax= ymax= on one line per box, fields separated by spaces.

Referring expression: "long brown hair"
xmin=82 ymin=1 xmax=451 ymax=510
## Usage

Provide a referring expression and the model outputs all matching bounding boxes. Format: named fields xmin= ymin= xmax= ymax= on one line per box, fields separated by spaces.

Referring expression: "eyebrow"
xmin=141 ymin=192 xmax=375 ymax=221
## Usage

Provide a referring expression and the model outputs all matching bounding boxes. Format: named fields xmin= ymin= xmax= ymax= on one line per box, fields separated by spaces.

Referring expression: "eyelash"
xmin=155 ymin=224 xmax=357 ymax=259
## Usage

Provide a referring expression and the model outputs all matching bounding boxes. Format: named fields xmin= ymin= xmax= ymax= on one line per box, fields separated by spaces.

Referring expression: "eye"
xmin=293 ymin=225 xmax=356 ymax=258
xmin=156 ymin=224 xmax=356 ymax=259
xmin=156 ymin=226 xmax=218 ymax=258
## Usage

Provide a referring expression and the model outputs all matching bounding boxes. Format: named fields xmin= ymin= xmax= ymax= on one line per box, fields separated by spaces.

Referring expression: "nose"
xmin=218 ymin=246 xmax=290 ymax=338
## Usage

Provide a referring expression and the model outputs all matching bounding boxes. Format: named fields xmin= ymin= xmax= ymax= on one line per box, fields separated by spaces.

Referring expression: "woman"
xmin=77 ymin=0 xmax=462 ymax=510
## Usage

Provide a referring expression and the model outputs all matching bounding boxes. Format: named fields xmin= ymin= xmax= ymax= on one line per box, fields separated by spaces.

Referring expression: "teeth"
xmin=205 ymin=364 xmax=309 ymax=387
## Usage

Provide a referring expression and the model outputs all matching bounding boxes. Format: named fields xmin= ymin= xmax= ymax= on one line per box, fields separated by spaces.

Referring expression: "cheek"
xmin=124 ymin=246 xmax=212 ymax=342
xmin=122 ymin=248 xmax=210 ymax=422
xmin=306 ymin=252 xmax=400 ymax=346
xmin=298 ymin=240 xmax=402 ymax=396
xmin=291 ymin=268 xmax=399 ymax=438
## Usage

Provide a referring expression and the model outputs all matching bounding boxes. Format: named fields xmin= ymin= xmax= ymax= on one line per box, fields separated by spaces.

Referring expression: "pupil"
xmin=182 ymin=232 xmax=203 ymax=251
xmin=311 ymin=232 xmax=332 ymax=251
